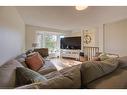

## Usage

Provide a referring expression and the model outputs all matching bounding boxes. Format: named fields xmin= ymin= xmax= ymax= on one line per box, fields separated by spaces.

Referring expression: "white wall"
xmin=0 ymin=7 xmax=25 ymax=65
xmin=98 ymin=24 xmax=104 ymax=52
xmin=104 ymin=19 xmax=127 ymax=57
xmin=25 ymin=24 xmax=69 ymax=50
xmin=64 ymin=31 xmax=81 ymax=37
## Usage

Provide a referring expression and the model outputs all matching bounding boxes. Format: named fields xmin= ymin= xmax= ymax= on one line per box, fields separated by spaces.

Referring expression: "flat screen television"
xmin=60 ymin=36 xmax=81 ymax=50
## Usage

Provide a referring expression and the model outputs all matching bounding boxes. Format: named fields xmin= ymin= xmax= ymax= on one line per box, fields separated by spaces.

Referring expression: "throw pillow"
xmin=27 ymin=52 xmax=45 ymax=63
xmin=26 ymin=52 xmax=44 ymax=71
xmin=16 ymin=67 xmax=47 ymax=87
xmin=27 ymin=52 xmax=36 ymax=57
xmin=107 ymin=54 xmax=119 ymax=58
xmin=99 ymin=53 xmax=109 ymax=61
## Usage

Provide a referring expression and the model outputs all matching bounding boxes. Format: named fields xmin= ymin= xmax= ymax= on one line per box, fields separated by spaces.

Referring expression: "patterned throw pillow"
xmin=16 ymin=67 xmax=47 ymax=87
xmin=99 ymin=53 xmax=109 ymax=61
xmin=26 ymin=52 xmax=45 ymax=71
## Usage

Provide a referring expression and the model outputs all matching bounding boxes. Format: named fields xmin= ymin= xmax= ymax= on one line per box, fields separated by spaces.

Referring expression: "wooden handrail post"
xmin=84 ymin=46 xmax=99 ymax=60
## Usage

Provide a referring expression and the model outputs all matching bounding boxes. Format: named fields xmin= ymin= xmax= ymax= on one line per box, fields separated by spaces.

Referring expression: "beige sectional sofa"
xmin=0 ymin=53 xmax=127 ymax=89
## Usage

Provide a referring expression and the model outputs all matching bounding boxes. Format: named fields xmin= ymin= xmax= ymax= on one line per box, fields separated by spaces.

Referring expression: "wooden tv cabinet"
xmin=60 ymin=49 xmax=80 ymax=60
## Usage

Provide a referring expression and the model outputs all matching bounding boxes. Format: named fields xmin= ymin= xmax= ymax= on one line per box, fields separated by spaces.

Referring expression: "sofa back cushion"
xmin=16 ymin=58 xmax=28 ymax=68
xmin=26 ymin=52 xmax=44 ymax=71
xmin=38 ymin=61 xmax=57 ymax=75
xmin=16 ymin=67 xmax=47 ymax=87
xmin=81 ymin=58 xmax=119 ymax=87
xmin=118 ymin=56 xmax=127 ymax=68
xmin=59 ymin=65 xmax=81 ymax=88
xmin=15 ymin=53 xmax=28 ymax=68
xmin=0 ymin=60 xmax=23 ymax=88
xmin=34 ymin=48 xmax=49 ymax=57
xmin=87 ymin=69 xmax=127 ymax=89
xmin=97 ymin=52 xmax=119 ymax=61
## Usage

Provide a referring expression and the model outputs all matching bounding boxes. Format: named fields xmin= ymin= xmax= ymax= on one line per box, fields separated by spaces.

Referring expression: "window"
xmin=45 ymin=33 xmax=57 ymax=53
xmin=37 ymin=33 xmax=43 ymax=48
xmin=36 ymin=31 xmax=60 ymax=54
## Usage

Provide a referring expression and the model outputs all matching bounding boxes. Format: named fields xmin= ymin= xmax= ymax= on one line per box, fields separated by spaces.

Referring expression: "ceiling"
xmin=16 ymin=6 xmax=127 ymax=31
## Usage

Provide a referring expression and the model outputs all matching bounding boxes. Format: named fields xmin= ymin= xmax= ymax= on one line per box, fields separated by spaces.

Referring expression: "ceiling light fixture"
xmin=75 ymin=6 xmax=88 ymax=11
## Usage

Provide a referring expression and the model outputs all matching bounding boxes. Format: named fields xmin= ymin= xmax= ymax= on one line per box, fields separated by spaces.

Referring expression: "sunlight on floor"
xmin=50 ymin=58 xmax=82 ymax=70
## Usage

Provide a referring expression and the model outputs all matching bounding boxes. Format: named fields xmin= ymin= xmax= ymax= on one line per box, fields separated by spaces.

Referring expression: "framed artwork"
xmin=84 ymin=34 xmax=92 ymax=44
xmin=83 ymin=30 xmax=92 ymax=45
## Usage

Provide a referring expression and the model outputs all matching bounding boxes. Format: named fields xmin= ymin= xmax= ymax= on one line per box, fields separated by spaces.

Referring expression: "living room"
xmin=1 ymin=4 xmax=127 ymax=91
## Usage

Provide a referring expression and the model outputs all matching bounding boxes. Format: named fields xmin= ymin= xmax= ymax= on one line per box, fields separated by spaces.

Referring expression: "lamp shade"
xmin=75 ymin=6 xmax=88 ymax=11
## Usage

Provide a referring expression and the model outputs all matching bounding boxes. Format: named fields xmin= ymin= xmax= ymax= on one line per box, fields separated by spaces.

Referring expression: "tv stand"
xmin=60 ymin=49 xmax=80 ymax=60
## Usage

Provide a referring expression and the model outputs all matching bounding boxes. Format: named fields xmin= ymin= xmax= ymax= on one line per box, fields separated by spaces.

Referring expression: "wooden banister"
xmin=84 ymin=46 xmax=99 ymax=60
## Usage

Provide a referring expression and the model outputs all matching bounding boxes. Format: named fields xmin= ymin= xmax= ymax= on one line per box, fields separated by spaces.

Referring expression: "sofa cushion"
xmin=15 ymin=53 xmax=27 ymax=59
xmin=118 ymin=56 xmax=127 ymax=68
xmin=16 ymin=67 xmax=47 ymax=87
xmin=15 ymin=53 xmax=28 ymax=68
xmin=0 ymin=60 xmax=23 ymax=88
xmin=26 ymin=52 xmax=44 ymax=71
xmin=34 ymin=48 xmax=49 ymax=57
xmin=16 ymin=58 xmax=28 ymax=68
xmin=59 ymin=65 xmax=81 ymax=88
xmin=44 ymin=71 xmax=62 ymax=79
xmin=16 ymin=75 xmax=73 ymax=89
xmin=38 ymin=60 xmax=57 ymax=75
xmin=87 ymin=69 xmax=127 ymax=89
xmin=16 ymin=65 xmax=81 ymax=89
xmin=38 ymin=75 xmax=73 ymax=89
xmin=80 ymin=58 xmax=119 ymax=87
